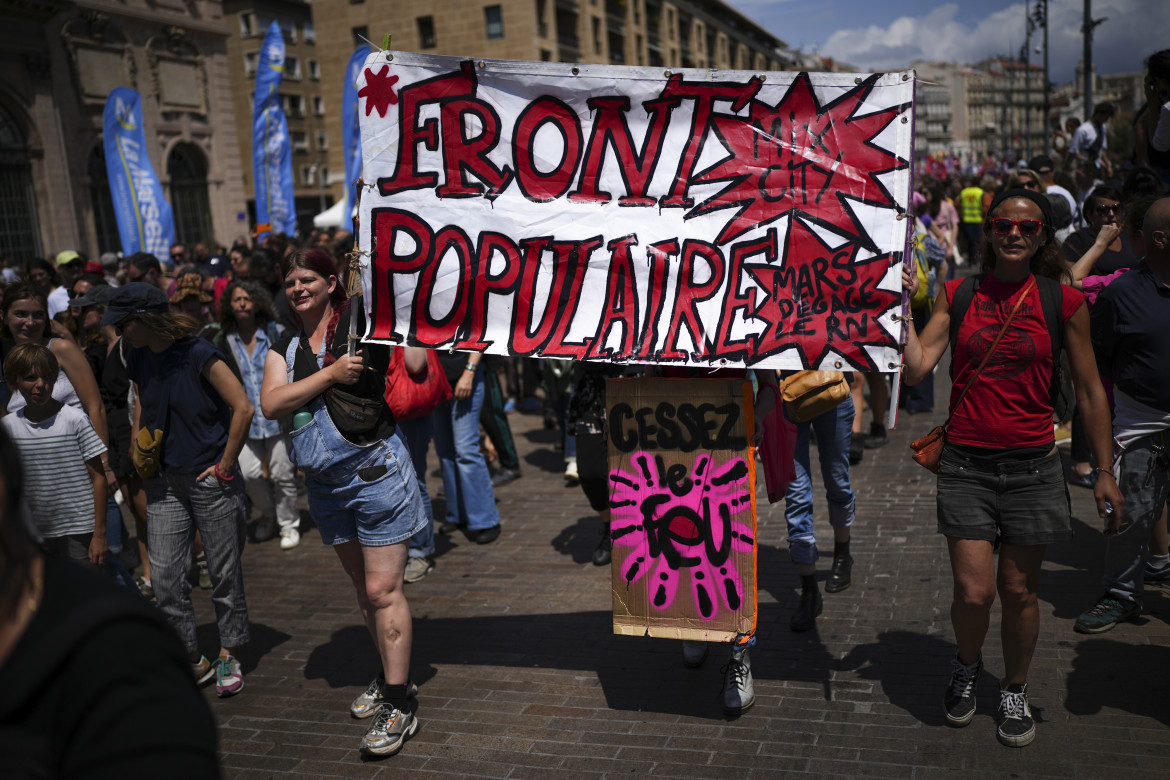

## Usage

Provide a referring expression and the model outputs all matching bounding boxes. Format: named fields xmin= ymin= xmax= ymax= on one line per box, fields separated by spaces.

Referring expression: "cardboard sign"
xmin=356 ymin=52 xmax=915 ymax=373
xmin=607 ymin=378 xmax=757 ymax=641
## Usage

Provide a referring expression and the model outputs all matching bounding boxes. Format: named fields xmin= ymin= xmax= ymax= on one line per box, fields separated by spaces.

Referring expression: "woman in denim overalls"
xmin=261 ymin=249 xmax=427 ymax=757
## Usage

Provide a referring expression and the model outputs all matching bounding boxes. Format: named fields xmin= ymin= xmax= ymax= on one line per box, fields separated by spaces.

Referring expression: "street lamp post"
xmin=1002 ymin=64 xmax=1011 ymax=163
xmin=1040 ymin=0 xmax=1050 ymax=155
xmin=316 ymin=160 xmax=327 ymax=216
xmin=1023 ymin=12 xmax=1033 ymax=161
xmin=1084 ymin=0 xmax=1093 ymax=116
xmin=1081 ymin=1 xmax=1107 ymax=121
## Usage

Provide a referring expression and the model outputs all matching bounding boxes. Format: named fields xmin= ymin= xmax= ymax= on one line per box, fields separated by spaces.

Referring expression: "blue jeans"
xmin=433 ymin=373 xmax=500 ymax=531
xmin=399 ymin=413 xmax=435 ymax=558
xmin=784 ymin=397 xmax=856 ymax=565
xmin=1103 ymin=432 xmax=1170 ymax=602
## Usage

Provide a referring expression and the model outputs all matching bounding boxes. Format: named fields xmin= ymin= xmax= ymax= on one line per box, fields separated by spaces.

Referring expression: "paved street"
xmin=199 ymin=371 xmax=1170 ymax=779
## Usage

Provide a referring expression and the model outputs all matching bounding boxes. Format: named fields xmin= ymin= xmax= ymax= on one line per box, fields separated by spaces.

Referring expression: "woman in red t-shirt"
xmin=901 ymin=189 xmax=1121 ymax=748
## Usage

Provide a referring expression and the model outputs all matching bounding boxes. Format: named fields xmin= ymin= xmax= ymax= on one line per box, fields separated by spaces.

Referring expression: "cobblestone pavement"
xmin=198 ymin=372 xmax=1170 ymax=779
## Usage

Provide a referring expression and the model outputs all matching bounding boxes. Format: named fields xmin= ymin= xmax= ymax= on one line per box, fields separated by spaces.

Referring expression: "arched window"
xmin=88 ymin=144 xmax=121 ymax=254
xmin=0 ymin=103 xmax=42 ymax=262
xmin=167 ymin=142 xmax=213 ymax=247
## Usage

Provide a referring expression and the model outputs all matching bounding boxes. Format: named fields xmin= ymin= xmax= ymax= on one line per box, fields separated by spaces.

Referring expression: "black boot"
xmin=790 ymin=575 xmax=823 ymax=632
xmin=848 ymin=435 xmax=864 ymax=465
xmin=864 ymin=421 xmax=889 ymax=449
xmin=826 ymin=541 xmax=853 ymax=593
xmin=592 ymin=526 xmax=612 ymax=566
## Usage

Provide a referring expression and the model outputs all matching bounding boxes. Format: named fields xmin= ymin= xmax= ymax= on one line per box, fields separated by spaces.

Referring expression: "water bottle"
xmin=293 ymin=407 xmax=313 ymax=430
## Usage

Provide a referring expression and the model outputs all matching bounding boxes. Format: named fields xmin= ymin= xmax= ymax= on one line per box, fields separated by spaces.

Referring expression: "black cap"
xmin=72 ymin=285 xmax=113 ymax=308
xmin=100 ymin=282 xmax=170 ymax=326
xmin=1027 ymin=154 xmax=1054 ymax=174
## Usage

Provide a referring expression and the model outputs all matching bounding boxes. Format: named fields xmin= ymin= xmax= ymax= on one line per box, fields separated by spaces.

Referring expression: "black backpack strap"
xmin=947 ymin=274 xmax=983 ymax=381
xmin=1035 ymin=276 xmax=1065 ymax=406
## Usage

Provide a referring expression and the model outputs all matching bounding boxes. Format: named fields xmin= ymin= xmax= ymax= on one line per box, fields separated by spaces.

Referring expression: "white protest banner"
xmin=356 ymin=52 xmax=915 ymax=372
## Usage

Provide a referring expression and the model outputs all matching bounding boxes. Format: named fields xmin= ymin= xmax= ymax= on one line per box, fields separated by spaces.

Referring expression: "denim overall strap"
xmin=283 ymin=333 xmax=387 ymax=484
xmin=285 ymin=337 xmax=297 ymax=384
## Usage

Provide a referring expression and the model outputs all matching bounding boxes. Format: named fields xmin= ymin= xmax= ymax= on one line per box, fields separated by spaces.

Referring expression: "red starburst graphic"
xmin=744 ymin=217 xmax=899 ymax=371
xmin=688 ymin=73 xmax=908 ymax=250
xmin=359 ymin=65 xmax=400 ymax=118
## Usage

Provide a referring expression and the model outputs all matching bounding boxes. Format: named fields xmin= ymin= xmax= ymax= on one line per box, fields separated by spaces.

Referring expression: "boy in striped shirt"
xmin=2 ymin=342 xmax=107 ymax=567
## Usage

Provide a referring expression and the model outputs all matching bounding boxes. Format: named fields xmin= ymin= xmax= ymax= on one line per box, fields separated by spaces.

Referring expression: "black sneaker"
xmin=848 ymin=436 xmax=864 ymax=465
xmin=995 ymin=683 xmax=1035 ymax=747
xmin=863 ymin=421 xmax=889 ymax=449
xmin=789 ymin=583 xmax=822 ymax=632
xmin=592 ymin=528 xmax=612 ymax=566
xmin=472 ymin=525 xmax=500 ymax=544
xmin=943 ymin=653 xmax=982 ymax=727
xmin=825 ymin=553 xmax=853 ymax=593
xmin=490 ymin=467 xmax=521 ymax=487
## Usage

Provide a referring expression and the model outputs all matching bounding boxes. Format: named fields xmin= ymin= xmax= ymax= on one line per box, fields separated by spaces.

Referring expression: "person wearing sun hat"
xmin=169 ymin=271 xmax=215 ymax=328
xmin=55 ymin=251 xmax=87 ymax=300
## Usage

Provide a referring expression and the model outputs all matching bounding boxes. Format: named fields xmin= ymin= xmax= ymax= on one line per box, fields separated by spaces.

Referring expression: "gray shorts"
xmin=937 ymin=444 xmax=1072 ymax=546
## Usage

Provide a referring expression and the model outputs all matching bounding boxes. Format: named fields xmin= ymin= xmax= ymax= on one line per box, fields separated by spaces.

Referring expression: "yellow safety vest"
xmin=959 ymin=187 xmax=984 ymax=223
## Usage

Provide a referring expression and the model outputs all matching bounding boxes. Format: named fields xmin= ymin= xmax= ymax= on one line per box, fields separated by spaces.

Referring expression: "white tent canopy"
xmin=312 ymin=199 xmax=349 ymax=229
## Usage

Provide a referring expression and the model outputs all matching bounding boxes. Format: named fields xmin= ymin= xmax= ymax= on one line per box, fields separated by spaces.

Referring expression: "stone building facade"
xmin=912 ymin=58 xmax=1046 ymax=161
xmin=0 ymin=0 xmax=248 ymax=263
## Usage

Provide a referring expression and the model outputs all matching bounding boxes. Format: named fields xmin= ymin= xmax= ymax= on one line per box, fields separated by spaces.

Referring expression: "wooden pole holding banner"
xmin=346 ymin=177 xmax=367 ymax=358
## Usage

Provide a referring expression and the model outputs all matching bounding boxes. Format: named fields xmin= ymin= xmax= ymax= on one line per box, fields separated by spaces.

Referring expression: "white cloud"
xmin=818 ymin=0 xmax=1167 ymax=82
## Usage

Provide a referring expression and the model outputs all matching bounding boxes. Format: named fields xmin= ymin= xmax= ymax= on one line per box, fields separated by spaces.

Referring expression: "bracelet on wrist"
xmin=213 ymin=464 xmax=235 ymax=482
xmin=1094 ymin=467 xmax=1114 ymax=478
xmin=464 ymin=362 xmax=477 ymax=372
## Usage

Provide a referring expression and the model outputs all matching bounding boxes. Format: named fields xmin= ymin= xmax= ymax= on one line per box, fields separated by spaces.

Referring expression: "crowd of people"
xmin=1 ymin=49 xmax=1168 ymax=770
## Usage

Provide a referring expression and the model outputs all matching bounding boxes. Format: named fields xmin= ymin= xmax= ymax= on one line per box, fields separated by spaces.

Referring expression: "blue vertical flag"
xmin=341 ymin=45 xmax=371 ymax=236
xmin=252 ymin=20 xmax=297 ymax=241
xmin=102 ymin=87 xmax=175 ymax=260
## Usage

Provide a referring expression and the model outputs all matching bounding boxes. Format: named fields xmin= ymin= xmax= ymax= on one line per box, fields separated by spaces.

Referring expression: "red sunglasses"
xmin=989 ymin=218 xmax=1045 ymax=237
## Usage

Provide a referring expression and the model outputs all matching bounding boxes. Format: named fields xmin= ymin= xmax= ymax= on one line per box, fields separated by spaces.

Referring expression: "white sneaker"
xmin=280 ymin=528 xmax=301 ymax=550
xmin=564 ymin=457 xmax=579 ymax=482
xmin=360 ymin=703 xmax=418 ymax=756
xmin=403 ymin=556 xmax=434 ymax=583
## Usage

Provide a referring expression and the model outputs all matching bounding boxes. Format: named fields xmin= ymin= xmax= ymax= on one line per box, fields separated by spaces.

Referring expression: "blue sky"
xmin=724 ymin=0 xmax=1166 ymax=83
